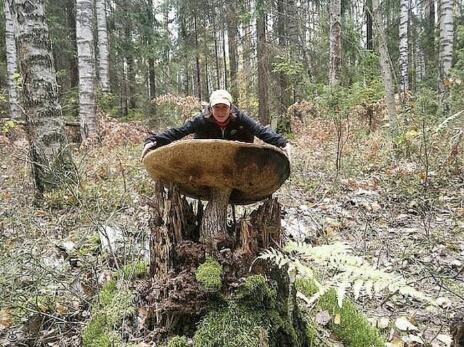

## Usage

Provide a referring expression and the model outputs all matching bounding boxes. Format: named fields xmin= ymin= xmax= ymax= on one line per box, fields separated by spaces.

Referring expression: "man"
xmin=141 ymin=89 xmax=291 ymax=160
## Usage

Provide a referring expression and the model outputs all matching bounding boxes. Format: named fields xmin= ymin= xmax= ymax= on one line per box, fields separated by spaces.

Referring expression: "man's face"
xmin=212 ymin=104 xmax=230 ymax=122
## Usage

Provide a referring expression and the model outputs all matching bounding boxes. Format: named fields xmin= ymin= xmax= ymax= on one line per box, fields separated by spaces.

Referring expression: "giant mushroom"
xmin=143 ymin=139 xmax=290 ymax=253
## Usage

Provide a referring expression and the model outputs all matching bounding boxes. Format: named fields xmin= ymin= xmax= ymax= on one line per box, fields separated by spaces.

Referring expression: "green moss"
xmin=96 ymin=279 xmax=118 ymax=309
xmin=297 ymin=278 xmax=386 ymax=347
xmin=82 ymin=279 xmax=135 ymax=347
xmin=236 ymin=274 xmax=277 ymax=306
xmin=167 ymin=335 xmax=188 ymax=347
xmin=295 ymin=277 xmax=319 ymax=296
xmin=194 ymin=302 xmax=264 ymax=347
xmin=117 ymin=261 xmax=148 ymax=280
xmin=194 ymin=274 xmax=310 ymax=347
xmin=318 ymin=290 xmax=385 ymax=347
xmin=195 ymin=258 xmax=222 ymax=293
xmin=82 ymin=314 xmax=111 ymax=347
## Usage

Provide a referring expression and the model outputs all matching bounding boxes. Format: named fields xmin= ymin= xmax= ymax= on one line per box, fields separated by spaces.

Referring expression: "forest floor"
xmin=0 ymin=111 xmax=463 ymax=347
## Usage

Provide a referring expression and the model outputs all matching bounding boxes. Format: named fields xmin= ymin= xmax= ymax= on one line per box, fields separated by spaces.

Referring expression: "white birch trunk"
xmin=329 ymin=0 xmax=341 ymax=87
xmin=4 ymin=0 xmax=21 ymax=119
xmin=414 ymin=0 xmax=426 ymax=84
xmin=438 ymin=0 xmax=454 ymax=98
xmin=76 ymin=0 xmax=98 ymax=141
xmin=8 ymin=0 xmax=74 ymax=198
xmin=399 ymin=0 xmax=409 ymax=91
xmin=372 ymin=0 xmax=398 ymax=150
xmin=96 ymin=0 xmax=110 ymax=92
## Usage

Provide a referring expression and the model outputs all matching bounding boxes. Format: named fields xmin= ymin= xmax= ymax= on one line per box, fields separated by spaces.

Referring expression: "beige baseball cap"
xmin=210 ymin=89 xmax=233 ymax=107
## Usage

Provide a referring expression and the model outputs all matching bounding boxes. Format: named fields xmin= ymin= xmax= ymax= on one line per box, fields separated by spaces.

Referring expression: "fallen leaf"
xmin=436 ymin=334 xmax=452 ymax=346
xmin=0 ymin=308 xmax=11 ymax=329
xmin=386 ymin=337 xmax=404 ymax=346
xmin=395 ymin=316 xmax=418 ymax=331
xmin=436 ymin=297 xmax=452 ymax=308
xmin=377 ymin=317 xmax=390 ymax=329
xmin=315 ymin=310 xmax=331 ymax=326
xmin=334 ymin=313 xmax=341 ymax=325
xmin=55 ymin=303 xmax=68 ymax=315
xmin=404 ymin=334 xmax=424 ymax=344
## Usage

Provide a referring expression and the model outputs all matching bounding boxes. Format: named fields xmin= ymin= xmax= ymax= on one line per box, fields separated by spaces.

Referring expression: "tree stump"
xmin=138 ymin=179 xmax=308 ymax=344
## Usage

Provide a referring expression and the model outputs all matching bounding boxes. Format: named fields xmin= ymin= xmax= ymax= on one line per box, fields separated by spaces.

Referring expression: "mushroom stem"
xmin=200 ymin=187 xmax=232 ymax=252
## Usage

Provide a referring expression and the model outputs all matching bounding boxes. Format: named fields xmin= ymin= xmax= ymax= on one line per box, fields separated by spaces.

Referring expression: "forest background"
xmin=0 ymin=0 xmax=464 ymax=346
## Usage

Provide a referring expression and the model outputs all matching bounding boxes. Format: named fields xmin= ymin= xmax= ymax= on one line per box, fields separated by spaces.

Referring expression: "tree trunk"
xmin=438 ymin=0 xmax=454 ymax=106
xmin=329 ymin=0 xmax=341 ymax=87
xmin=226 ymin=0 xmax=239 ymax=100
xmin=96 ymin=0 xmax=110 ymax=93
xmin=365 ymin=0 xmax=373 ymax=51
xmin=372 ymin=0 xmax=398 ymax=157
xmin=9 ymin=0 xmax=75 ymax=201
xmin=4 ymin=0 xmax=21 ymax=120
xmin=399 ymin=0 xmax=410 ymax=92
xmin=257 ymin=0 xmax=269 ymax=125
xmin=76 ymin=0 xmax=98 ymax=141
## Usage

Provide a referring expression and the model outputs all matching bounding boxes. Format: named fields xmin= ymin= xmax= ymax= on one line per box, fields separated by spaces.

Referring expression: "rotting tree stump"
xmin=138 ymin=140 xmax=309 ymax=345
xmin=138 ymin=178 xmax=296 ymax=340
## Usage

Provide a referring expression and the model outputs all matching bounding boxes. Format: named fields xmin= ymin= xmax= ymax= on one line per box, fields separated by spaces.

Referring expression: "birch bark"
xmin=438 ymin=0 xmax=454 ymax=101
xmin=329 ymin=0 xmax=341 ymax=87
xmin=399 ymin=0 xmax=409 ymax=92
xmin=96 ymin=0 xmax=110 ymax=93
xmin=8 ymin=0 xmax=75 ymax=200
xmin=76 ymin=0 xmax=98 ymax=140
xmin=4 ymin=0 xmax=21 ymax=119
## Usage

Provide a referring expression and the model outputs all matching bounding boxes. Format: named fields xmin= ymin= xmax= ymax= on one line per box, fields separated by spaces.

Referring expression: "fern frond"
xmin=259 ymin=242 xmax=436 ymax=309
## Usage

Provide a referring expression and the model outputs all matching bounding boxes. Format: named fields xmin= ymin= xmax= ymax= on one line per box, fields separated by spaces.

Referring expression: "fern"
xmin=257 ymin=242 xmax=436 ymax=308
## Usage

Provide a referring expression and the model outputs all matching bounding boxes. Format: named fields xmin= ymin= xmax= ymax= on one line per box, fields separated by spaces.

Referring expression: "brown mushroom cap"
xmin=143 ymin=139 xmax=290 ymax=204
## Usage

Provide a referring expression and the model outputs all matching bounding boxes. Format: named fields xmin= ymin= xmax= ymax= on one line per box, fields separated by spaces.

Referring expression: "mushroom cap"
xmin=143 ymin=139 xmax=290 ymax=205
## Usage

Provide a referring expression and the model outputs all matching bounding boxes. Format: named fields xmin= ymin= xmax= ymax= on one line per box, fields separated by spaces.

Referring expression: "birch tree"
xmin=329 ymin=0 xmax=341 ymax=87
xmin=399 ymin=0 xmax=409 ymax=92
xmin=372 ymin=0 xmax=398 ymax=155
xmin=438 ymin=0 xmax=454 ymax=104
xmin=4 ymin=0 xmax=21 ymax=120
xmin=76 ymin=0 xmax=98 ymax=140
xmin=96 ymin=0 xmax=110 ymax=93
xmin=8 ymin=0 xmax=75 ymax=201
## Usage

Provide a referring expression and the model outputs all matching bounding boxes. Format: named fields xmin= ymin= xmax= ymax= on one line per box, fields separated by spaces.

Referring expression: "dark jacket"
xmin=145 ymin=105 xmax=288 ymax=148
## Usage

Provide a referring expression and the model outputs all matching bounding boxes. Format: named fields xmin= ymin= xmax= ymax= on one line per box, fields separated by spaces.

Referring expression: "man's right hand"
xmin=141 ymin=141 xmax=157 ymax=162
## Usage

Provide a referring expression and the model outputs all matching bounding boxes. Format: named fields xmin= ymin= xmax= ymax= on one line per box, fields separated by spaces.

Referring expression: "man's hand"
xmin=281 ymin=143 xmax=292 ymax=163
xmin=141 ymin=141 xmax=157 ymax=162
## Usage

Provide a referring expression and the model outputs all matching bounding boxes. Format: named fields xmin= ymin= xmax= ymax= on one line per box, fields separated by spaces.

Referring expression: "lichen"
xmin=195 ymin=257 xmax=222 ymax=293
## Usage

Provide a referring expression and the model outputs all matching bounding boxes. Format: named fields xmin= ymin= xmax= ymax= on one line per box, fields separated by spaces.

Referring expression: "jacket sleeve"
xmin=144 ymin=117 xmax=199 ymax=147
xmin=238 ymin=112 xmax=288 ymax=148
